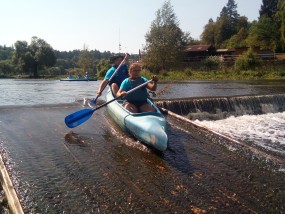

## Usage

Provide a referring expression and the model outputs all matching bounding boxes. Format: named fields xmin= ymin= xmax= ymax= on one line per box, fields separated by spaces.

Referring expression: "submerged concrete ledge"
xmin=162 ymin=108 xmax=285 ymax=170
xmin=0 ymin=155 xmax=24 ymax=214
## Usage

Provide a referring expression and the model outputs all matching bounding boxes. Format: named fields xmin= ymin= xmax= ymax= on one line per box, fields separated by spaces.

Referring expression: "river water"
xmin=0 ymin=79 xmax=285 ymax=213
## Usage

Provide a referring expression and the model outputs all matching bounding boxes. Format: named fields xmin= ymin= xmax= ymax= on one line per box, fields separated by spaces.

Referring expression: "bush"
xmin=279 ymin=70 xmax=285 ymax=77
xmin=202 ymin=56 xmax=224 ymax=71
xmin=0 ymin=60 xmax=15 ymax=75
xmin=96 ymin=59 xmax=110 ymax=77
xmin=234 ymin=48 xmax=261 ymax=71
xmin=184 ymin=68 xmax=192 ymax=76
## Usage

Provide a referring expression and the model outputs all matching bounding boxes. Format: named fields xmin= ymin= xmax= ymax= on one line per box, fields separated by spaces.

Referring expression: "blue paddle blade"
xmin=90 ymin=97 xmax=98 ymax=104
xmin=65 ymin=108 xmax=96 ymax=128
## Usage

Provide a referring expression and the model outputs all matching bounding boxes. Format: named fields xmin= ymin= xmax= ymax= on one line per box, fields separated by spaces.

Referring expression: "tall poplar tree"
xmin=143 ymin=0 xmax=190 ymax=71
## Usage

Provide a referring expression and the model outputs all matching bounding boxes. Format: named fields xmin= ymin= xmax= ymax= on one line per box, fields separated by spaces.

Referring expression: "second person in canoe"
xmin=116 ymin=62 xmax=158 ymax=113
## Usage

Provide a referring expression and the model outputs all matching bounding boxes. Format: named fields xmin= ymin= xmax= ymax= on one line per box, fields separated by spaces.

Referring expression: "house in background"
xmin=183 ymin=45 xmax=275 ymax=62
xmin=215 ymin=48 xmax=235 ymax=61
xmin=234 ymin=47 xmax=275 ymax=60
xmin=183 ymin=45 xmax=215 ymax=62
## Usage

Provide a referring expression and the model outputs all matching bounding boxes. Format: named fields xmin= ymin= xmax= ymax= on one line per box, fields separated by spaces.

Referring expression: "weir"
xmin=155 ymin=94 xmax=285 ymax=121
xmin=162 ymin=108 xmax=285 ymax=170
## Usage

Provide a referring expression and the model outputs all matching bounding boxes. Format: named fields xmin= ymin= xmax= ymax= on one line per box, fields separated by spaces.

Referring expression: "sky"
xmin=1 ymin=0 xmax=262 ymax=54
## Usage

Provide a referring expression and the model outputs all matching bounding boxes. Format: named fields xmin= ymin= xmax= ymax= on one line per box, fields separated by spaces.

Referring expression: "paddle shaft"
xmin=98 ymin=53 xmax=128 ymax=95
xmin=95 ymin=79 xmax=153 ymax=111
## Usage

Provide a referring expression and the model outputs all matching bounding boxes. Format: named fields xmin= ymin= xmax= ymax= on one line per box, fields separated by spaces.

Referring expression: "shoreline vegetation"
xmin=1 ymin=68 xmax=285 ymax=81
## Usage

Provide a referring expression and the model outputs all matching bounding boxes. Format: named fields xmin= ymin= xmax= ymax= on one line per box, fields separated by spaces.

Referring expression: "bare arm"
xmin=116 ymin=88 xmax=127 ymax=97
xmin=97 ymin=79 xmax=109 ymax=96
xmin=146 ymin=75 xmax=158 ymax=91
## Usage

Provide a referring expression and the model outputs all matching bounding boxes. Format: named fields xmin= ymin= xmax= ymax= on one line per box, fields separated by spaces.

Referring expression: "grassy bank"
xmin=141 ymin=68 xmax=285 ymax=81
xmin=2 ymin=68 xmax=285 ymax=81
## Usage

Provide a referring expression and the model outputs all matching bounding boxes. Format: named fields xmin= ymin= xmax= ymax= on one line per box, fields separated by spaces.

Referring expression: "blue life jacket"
xmin=124 ymin=77 xmax=149 ymax=102
xmin=109 ymin=64 xmax=129 ymax=86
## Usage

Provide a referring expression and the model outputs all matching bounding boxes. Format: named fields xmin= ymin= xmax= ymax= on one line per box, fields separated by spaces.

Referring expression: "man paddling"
xmin=97 ymin=54 xmax=129 ymax=97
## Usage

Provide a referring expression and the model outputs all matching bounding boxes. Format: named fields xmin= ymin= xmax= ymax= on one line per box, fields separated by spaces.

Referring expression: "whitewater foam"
xmin=195 ymin=112 xmax=285 ymax=155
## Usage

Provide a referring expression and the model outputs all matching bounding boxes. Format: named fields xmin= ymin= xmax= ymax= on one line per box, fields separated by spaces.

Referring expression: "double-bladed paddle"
xmin=65 ymin=79 xmax=153 ymax=128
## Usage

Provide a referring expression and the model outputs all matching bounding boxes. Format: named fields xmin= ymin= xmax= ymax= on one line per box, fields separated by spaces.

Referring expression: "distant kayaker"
xmin=67 ymin=71 xmax=73 ymax=79
xmin=96 ymin=54 xmax=129 ymax=97
xmin=116 ymin=63 xmax=158 ymax=113
xmin=85 ymin=72 xmax=90 ymax=79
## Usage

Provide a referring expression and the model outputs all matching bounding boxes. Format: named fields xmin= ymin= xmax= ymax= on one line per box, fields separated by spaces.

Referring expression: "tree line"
xmin=200 ymin=0 xmax=284 ymax=52
xmin=0 ymin=0 xmax=284 ymax=78
xmin=0 ymin=38 xmax=122 ymax=78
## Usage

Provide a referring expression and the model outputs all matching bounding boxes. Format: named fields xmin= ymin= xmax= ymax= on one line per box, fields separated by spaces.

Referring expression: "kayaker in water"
xmin=67 ymin=71 xmax=73 ymax=79
xmin=85 ymin=71 xmax=90 ymax=79
xmin=96 ymin=54 xmax=129 ymax=97
xmin=116 ymin=62 xmax=158 ymax=113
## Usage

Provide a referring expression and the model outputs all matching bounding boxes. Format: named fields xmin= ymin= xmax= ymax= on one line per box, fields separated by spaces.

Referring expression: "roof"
xmin=216 ymin=48 xmax=235 ymax=53
xmin=184 ymin=45 xmax=212 ymax=52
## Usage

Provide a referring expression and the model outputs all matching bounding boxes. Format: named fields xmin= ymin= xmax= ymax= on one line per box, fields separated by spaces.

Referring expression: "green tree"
xmin=201 ymin=18 xmax=216 ymax=45
xmin=215 ymin=16 xmax=232 ymax=47
xmin=13 ymin=37 xmax=56 ymax=77
xmin=0 ymin=60 xmax=15 ymax=76
xmin=215 ymin=0 xmax=240 ymax=47
xmin=219 ymin=0 xmax=240 ymax=28
xmin=247 ymin=16 xmax=279 ymax=50
xmin=226 ymin=27 xmax=247 ymax=48
xmin=275 ymin=0 xmax=285 ymax=50
xmin=143 ymin=0 xmax=189 ymax=72
xmin=96 ymin=58 xmax=110 ymax=77
xmin=0 ymin=45 xmax=13 ymax=60
xmin=12 ymin=40 xmax=32 ymax=72
xmin=78 ymin=45 xmax=95 ymax=73
xmin=259 ymin=0 xmax=278 ymax=18
xmin=223 ymin=16 xmax=250 ymax=48
xmin=201 ymin=0 xmax=241 ymax=48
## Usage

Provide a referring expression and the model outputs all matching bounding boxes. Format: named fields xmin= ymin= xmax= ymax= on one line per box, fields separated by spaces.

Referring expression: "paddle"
xmin=65 ymin=79 xmax=153 ymax=128
xmin=87 ymin=53 xmax=129 ymax=105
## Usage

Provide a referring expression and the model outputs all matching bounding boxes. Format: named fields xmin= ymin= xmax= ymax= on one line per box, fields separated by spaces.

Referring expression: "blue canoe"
xmin=106 ymin=88 xmax=168 ymax=151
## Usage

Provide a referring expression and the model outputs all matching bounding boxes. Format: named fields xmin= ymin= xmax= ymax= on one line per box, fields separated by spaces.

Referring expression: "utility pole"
xmin=119 ymin=28 xmax=121 ymax=54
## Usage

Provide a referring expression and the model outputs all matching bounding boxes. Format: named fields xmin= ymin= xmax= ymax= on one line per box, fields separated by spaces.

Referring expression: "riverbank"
xmin=2 ymin=68 xmax=285 ymax=81
xmin=142 ymin=69 xmax=285 ymax=81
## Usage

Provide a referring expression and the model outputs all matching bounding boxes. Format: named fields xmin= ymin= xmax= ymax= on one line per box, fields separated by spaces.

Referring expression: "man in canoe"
xmin=96 ymin=54 xmax=129 ymax=97
xmin=116 ymin=62 xmax=158 ymax=113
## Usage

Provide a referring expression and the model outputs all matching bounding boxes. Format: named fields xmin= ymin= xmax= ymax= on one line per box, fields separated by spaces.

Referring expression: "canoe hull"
xmin=106 ymin=89 xmax=168 ymax=151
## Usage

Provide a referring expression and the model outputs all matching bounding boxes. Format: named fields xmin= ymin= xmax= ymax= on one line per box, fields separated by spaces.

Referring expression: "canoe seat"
xmin=117 ymin=100 xmax=125 ymax=105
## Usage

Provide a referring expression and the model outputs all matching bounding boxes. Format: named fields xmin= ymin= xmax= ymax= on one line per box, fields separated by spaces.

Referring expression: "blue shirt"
xmin=105 ymin=64 xmax=129 ymax=86
xmin=120 ymin=77 xmax=149 ymax=102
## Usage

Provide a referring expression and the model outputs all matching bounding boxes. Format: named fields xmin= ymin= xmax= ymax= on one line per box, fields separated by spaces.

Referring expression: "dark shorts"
xmin=126 ymin=100 xmax=148 ymax=109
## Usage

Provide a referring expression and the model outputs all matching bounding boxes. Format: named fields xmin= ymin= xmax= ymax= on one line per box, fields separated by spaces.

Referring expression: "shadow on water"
xmin=65 ymin=131 xmax=87 ymax=145
xmin=104 ymin=111 xmax=194 ymax=176
xmin=157 ymin=121 xmax=194 ymax=176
